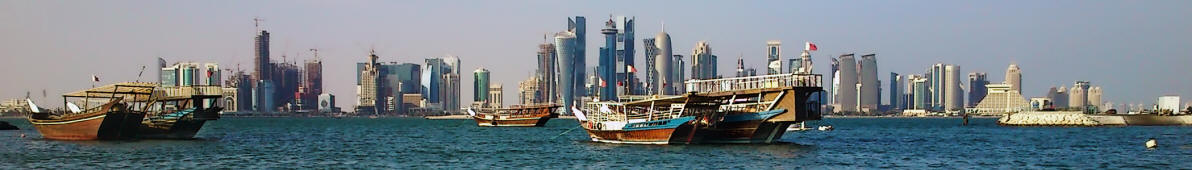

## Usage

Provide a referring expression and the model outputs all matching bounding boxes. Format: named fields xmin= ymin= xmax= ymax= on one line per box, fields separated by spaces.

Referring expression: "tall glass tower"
xmin=598 ymin=18 xmax=619 ymax=101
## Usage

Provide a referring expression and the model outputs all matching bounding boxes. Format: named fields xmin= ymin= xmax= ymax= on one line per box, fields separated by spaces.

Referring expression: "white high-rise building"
xmin=944 ymin=65 xmax=962 ymax=111
xmin=837 ymin=54 xmax=858 ymax=112
xmin=653 ymin=29 xmax=672 ymax=95
xmin=1005 ymin=64 xmax=1021 ymax=92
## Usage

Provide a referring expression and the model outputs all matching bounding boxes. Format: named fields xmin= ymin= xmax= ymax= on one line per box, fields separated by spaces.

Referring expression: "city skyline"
xmin=2 ymin=1 xmax=1191 ymax=109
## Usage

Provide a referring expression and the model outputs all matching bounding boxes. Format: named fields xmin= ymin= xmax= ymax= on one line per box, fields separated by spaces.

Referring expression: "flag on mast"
xmin=91 ymin=75 xmax=100 ymax=82
xmin=805 ymin=42 xmax=818 ymax=51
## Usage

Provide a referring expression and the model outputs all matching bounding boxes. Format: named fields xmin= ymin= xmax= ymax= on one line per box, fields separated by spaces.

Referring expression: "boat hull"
xmin=585 ymin=128 xmax=686 ymax=144
xmin=30 ymin=111 xmax=144 ymax=140
xmin=473 ymin=115 xmax=553 ymax=127
xmin=138 ymin=107 xmax=221 ymax=139
xmin=582 ymin=116 xmax=697 ymax=144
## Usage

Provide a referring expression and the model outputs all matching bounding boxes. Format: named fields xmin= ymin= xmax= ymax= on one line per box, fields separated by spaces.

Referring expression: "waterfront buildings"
xmin=926 ymin=63 xmax=962 ymax=111
xmin=968 ymin=72 xmax=988 ymax=107
xmin=421 ymin=56 xmax=461 ymax=113
xmin=613 ymin=16 xmax=637 ymax=96
xmin=673 ymin=55 xmax=685 ymax=94
xmin=597 ymin=18 xmax=619 ymax=101
xmin=691 ymin=41 xmax=718 ymax=80
xmin=889 ymin=72 xmax=903 ymax=110
xmin=487 ymin=84 xmax=503 ymax=108
xmin=970 ymin=83 xmax=1030 ymax=115
xmin=908 ymin=75 xmax=929 ymax=110
xmin=518 ymin=75 xmax=540 ymax=105
xmin=474 ymin=68 xmax=490 ymax=103
xmin=1089 ymin=86 xmax=1103 ymax=112
xmin=355 ymin=51 xmax=423 ymax=115
xmin=1005 ymin=64 xmax=1021 ymax=92
xmin=836 ymin=54 xmax=858 ymax=112
xmin=535 ymin=43 xmax=556 ymax=104
xmin=651 ymin=28 xmax=674 ymax=95
xmin=1158 ymin=96 xmax=1181 ymax=113
xmin=1069 ymin=81 xmax=1089 ymax=109
xmin=554 ymin=31 xmax=580 ymax=115
xmin=160 ymin=62 xmax=221 ymax=87
xmin=766 ymin=40 xmax=782 ymax=74
xmin=567 ymin=16 xmax=587 ymax=98
xmin=858 ymin=54 xmax=878 ymax=112
xmin=1047 ymin=86 xmax=1069 ymax=109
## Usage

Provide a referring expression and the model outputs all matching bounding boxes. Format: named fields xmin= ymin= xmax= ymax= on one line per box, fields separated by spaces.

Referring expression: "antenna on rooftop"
xmin=310 ymin=48 xmax=320 ymax=61
xmin=253 ymin=17 xmax=265 ymax=32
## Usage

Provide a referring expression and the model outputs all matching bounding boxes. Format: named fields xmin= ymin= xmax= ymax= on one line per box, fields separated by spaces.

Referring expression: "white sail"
xmin=66 ymin=102 xmax=82 ymax=113
xmin=26 ymin=99 xmax=40 ymax=113
xmin=572 ymin=106 xmax=587 ymax=121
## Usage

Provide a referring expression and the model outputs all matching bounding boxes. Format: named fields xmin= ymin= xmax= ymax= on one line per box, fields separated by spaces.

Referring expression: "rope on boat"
xmin=550 ymin=126 xmax=581 ymax=140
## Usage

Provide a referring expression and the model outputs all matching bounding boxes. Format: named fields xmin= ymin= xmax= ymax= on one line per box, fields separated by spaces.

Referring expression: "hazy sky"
xmin=2 ymin=0 xmax=1190 ymax=109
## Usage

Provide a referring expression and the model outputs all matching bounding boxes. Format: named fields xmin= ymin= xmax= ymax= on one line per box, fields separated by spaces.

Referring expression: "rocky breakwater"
xmin=998 ymin=111 xmax=1101 ymax=126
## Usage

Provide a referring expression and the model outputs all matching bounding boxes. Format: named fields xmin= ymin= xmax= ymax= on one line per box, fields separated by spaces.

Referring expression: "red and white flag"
xmin=805 ymin=42 xmax=818 ymax=51
xmin=626 ymin=65 xmax=636 ymax=73
xmin=599 ymin=78 xmax=607 ymax=87
xmin=91 ymin=75 xmax=100 ymax=82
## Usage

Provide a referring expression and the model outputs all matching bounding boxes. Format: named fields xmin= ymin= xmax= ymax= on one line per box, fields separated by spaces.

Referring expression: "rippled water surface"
xmin=1 ymin=117 xmax=1190 ymax=169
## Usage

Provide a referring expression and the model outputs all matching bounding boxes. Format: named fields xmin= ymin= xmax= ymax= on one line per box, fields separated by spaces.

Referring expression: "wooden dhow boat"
xmin=27 ymin=82 xmax=157 ymax=140
xmin=575 ymin=73 xmax=825 ymax=144
xmin=468 ymin=104 xmax=560 ymax=127
xmin=137 ymin=85 xmax=224 ymax=139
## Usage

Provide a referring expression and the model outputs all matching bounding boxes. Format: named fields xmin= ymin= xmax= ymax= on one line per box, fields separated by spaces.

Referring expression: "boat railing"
xmin=583 ymin=102 xmax=686 ymax=123
xmin=684 ymin=73 xmax=821 ymax=93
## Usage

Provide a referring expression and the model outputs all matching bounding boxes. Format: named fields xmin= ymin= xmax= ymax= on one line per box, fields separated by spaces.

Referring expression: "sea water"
xmin=0 ymin=117 xmax=1189 ymax=169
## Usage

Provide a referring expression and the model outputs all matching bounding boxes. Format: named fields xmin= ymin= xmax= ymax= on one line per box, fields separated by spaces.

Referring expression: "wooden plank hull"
xmin=138 ymin=107 xmax=221 ymax=139
xmin=473 ymin=114 xmax=554 ymax=127
xmin=584 ymin=128 xmax=686 ymax=144
xmin=695 ymin=121 xmax=793 ymax=144
xmin=29 ymin=111 xmax=144 ymax=140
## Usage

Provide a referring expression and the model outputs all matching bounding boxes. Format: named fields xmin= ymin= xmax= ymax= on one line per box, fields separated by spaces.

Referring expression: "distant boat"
xmin=470 ymin=104 xmax=559 ymax=127
xmin=27 ymin=83 xmax=155 ymax=140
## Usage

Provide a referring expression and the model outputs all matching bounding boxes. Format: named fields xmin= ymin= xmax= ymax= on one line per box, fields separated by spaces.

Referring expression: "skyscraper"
xmin=357 ymin=50 xmax=380 ymax=114
xmin=614 ymin=16 xmax=636 ymax=96
xmin=736 ymin=57 xmax=746 ymax=77
xmin=766 ymin=40 xmax=782 ymax=74
xmin=968 ymin=72 xmax=988 ymax=107
xmin=672 ymin=55 xmax=685 ymax=94
xmin=554 ymin=31 xmax=578 ymax=115
xmin=1005 ymin=64 xmax=1021 ymax=92
xmin=944 ymin=65 xmax=962 ymax=111
xmin=567 ymin=16 xmax=587 ymax=97
xmin=654 ymin=29 xmax=673 ymax=95
xmin=837 ymin=54 xmax=858 ymax=112
xmin=536 ymin=43 xmax=556 ymax=103
xmin=691 ymin=41 xmax=718 ymax=80
xmin=908 ymin=75 xmax=929 ymax=109
xmin=889 ymin=72 xmax=903 ymax=110
xmin=255 ymin=30 xmax=271 ymax=82
xmin=829 ymin=58 xmax=839 ymax=105
xmin=642 ymin=38 xmax=657 ymax=95
xmin=858 ymin=54 xmax=878 ymax=112
xmin=473 ymin=68 xmax=490 ymax=102
xmin=597 ymin=18 xmax=619 ymax=101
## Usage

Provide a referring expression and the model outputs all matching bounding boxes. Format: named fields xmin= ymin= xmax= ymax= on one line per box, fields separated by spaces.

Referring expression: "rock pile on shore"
xmin=998 ymin=111 xmax=1101 ymax=126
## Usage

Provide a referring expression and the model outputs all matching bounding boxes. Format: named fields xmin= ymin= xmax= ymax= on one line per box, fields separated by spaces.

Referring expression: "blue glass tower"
xmin=568 ymin=16 xmax=586 ymax=97
xmin=598 ymin=19 xmax=619 ymax=101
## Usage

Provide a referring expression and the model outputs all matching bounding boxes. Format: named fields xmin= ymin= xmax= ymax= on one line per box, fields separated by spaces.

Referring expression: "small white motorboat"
xmin=817 ymin=125 xmax=834 ymax=131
